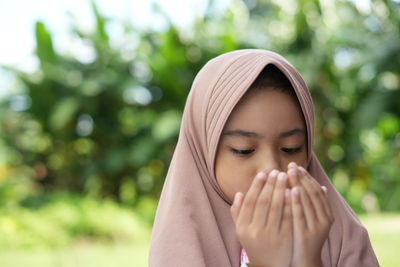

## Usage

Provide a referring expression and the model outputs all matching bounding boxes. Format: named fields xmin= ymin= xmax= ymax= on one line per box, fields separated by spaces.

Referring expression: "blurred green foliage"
xmin=0 ymin=0 xmax=399 ymax=223
xmin=0 ymin=192 xmax=150 ymax=249
xmin=0 ymin=211 xmax=399 ymax=266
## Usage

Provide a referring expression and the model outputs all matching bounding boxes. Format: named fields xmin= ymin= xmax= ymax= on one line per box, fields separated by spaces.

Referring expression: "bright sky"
xmin=0 ymin=0 xmax=233 ymax=97
xmin=0 ymin=0 xmax=217 ymax=70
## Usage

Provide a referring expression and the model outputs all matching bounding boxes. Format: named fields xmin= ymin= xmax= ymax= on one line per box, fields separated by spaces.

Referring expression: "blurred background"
xmin=0 ymin=0 xmax=399 ymax=266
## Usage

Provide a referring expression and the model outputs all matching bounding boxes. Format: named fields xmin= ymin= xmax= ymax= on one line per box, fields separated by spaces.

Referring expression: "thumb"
xmin=230 ymin=192 xmax=243 ymax=224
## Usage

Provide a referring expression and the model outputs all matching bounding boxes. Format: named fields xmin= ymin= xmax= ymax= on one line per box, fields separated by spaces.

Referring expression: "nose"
xmin=260 ymin=150 xmax=282 ymax=174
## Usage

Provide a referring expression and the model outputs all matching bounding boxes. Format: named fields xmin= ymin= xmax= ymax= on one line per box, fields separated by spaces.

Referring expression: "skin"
xmin=286 ymin=163 xmax=334 ymax=267
xmin=214 ymin=88 xmax=334 ymax=267
xmin=215 ymin=88 xmax=308 ymax=203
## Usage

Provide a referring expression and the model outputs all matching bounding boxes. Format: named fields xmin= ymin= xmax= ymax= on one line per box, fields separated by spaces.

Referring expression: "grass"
xmin=359 ymin=213 xmax=400 ymax=267
xmin=0 ymin=213 xmax=398 ymax=267
xmin=0 ymin=240 xmax=150 ymax=267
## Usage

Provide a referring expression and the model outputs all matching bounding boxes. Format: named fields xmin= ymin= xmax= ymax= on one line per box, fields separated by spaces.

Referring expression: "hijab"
xmin=149 ymin=49 xmax=379 ymax=267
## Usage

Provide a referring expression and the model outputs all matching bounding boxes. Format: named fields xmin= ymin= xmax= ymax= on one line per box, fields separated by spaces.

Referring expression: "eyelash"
xmin=281 ymin=147 xmax=302 ymax=153
xmin=230 ymin=147 xmax=302 ymax=156
xmin=230 ymin=149 xmax=254 ymax=155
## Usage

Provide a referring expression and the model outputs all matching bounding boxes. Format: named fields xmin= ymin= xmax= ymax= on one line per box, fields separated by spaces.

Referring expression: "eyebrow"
xmin=222 ymin=128 xmax=305 ymax=139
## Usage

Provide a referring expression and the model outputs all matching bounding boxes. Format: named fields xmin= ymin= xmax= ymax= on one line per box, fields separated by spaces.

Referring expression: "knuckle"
xmin=311 ymin=189 xmax=319 ymax=198
xmin=243 ymin=198 xmax=255 ymax=208
xmin=321 ymin=216 xmax=334 ymax=228
xmin=269 ymin=203 xmax=279 ymax=213
xmin=248 ymin=228 xmax=262 ymax=240
xmin=293 ymin=199 xmax=302 ymax=207
xmin=256 ymin=196 xmax=270 ymax=206
xmin=236 ymin=227 xmax=247 ymax=238
xmin=303 ymin=195 xmax=311 ymax=205
xmin=320 ymin=217 xmax=329 ymax=225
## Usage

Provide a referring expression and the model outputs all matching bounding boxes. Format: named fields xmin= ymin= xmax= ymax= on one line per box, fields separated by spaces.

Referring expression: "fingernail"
xmin=255 ymin=172 xmax=266 ymax=180
xmin=321 ymin=186 xmax=327 ymax=193
xmin=278 ymin=172 xmax=287 ymax=182
xmin=288 ymin=168 xmax=296 ymax=177
xmin=292 ymin=187 xmax=300 ymax=195
xmin=288 ymin=162 xmax=297 ymax=168
xmin=269 ymin=170 xmax=279 ymax=178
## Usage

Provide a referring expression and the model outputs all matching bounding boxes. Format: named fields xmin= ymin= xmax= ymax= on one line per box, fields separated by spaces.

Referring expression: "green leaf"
xmin=35 ymin=21 xmax=56 ymax=64
xmin=90 ymin=0 xmax=109 ymax=43
xmin=49 ymin=97 xmax=79 ymax=131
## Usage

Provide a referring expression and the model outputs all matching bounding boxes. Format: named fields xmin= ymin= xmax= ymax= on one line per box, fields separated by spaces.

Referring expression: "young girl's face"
xmin=215 ymin=88 xmax=307 ymax=203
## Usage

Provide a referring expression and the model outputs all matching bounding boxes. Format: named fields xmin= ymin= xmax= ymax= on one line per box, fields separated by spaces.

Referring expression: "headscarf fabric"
xmin=149 ymin=49 xmax=379 ymax=267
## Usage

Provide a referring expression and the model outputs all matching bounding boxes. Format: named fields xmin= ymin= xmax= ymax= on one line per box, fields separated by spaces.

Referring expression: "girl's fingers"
xmin=297 ymin=185 xmax=317 ymax=229
xmin=236 ymin=172 xmax=267 ymax=226
xmin=291 ymin=187 xmax=306 ymax=232
xmin=321 ymin=186 xmax=327 ymax=194
xmin=279 ymin=188 xmax=292 ymax=233
xmin=320 ymin=186 xmax=333 ymax=219
xmin=252 ymin=170 xmax=279 ymax=227
xmin=299 ymin=167 xmax=332 ymax=219
xmin=293 ymin=167 xmax=318 ymax=228
xmin=230 ymin=192 xmax=244 ymax=224
xmin=299 ymin=176 xmax=327 ymax=223
xmin=265 ymin=172 xmax=287 ymax=231
xmin=319 ymin=186 xmax=333 ymax=219
xmin=287 ymin=162 xmax=301 ymax=188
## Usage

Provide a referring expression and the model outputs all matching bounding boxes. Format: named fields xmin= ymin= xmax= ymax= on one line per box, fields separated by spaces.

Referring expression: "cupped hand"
xmin=287 ymin=163 xmax=334 ymax=267
xmin=230 ymin=170 xmax=293 ymax=267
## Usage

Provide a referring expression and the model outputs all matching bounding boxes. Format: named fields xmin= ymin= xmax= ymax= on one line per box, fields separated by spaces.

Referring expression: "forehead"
xmin=222 ymin=89 xmax=305 ymax=137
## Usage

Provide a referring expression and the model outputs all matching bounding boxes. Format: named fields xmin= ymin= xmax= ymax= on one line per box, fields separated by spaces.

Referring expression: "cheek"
xmin=284 ymin=150 xmax=307 ymax=169
xmin=214 ymin=147 xmax=308 ymax=201
xmin=215 ymin=152 xmax=254 ymax=202
xmin=280 ymin=151 xmax=307 ymax=172
xmin=297 ymin=150 xmax=308 ymax=166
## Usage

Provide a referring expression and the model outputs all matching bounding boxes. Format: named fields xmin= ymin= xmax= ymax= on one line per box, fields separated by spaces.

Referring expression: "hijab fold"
xmin=149 ymin=49 xmax=379 ymax=267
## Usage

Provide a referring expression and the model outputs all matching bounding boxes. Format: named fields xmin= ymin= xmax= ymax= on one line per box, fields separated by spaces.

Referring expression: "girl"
xmin=149 ymin=49 xmax=379 ymax=267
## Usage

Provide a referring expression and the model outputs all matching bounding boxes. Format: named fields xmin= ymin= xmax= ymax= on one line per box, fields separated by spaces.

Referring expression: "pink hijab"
xmin=149 ymin=49 xmax=379 ymax=266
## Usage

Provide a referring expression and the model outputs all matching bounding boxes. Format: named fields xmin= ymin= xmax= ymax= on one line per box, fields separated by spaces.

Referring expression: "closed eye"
xmin=281 ymin=147 xmax=302 ymax=153
xmin=230 ymin=148 xmax=255 ymax=155
xmin=230 ymin=147 xmax=302 ymax=156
